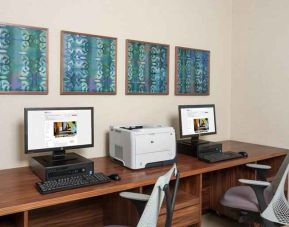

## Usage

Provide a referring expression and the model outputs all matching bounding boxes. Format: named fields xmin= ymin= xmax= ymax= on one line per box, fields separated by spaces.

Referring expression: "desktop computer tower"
xmin=177 ymin=139 xmax=222 ymax=158
xmin=31 ymin=153 xmax=94 ymax=181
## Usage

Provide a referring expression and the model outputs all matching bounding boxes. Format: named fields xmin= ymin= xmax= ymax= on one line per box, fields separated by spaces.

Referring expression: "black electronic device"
xmin=199 ymin=151 xmax=243 ymax=163
xmin=36 ymin=172 xmax=111 ymax=194
xmin=178 ymin=104 xmax=236 ymax=162
xmin=238 ymin=151 xmax=248 ymax=158
xmin=24 ymin=107 xmax=94 ymax=164
xmin=108 ymin=173 xmax=121 ymax=181
xmin=25 ymin=107 xmax=95 ymax=180
xmin=177 ymin=139 xmax=222 ymax=158
xmin=177 ymin=139 xmax=245 ymax=163
xmin=31 ymin=153 xmax=94 ymax=181
xmin=178 ymin=104 xmax=216 ymax=144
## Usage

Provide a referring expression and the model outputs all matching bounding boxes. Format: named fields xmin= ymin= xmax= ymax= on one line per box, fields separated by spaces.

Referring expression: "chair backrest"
xmin=261 ymin=152 xmax=289 ymax=225
xmin=136 ymin=164 xmax=178 ymax=227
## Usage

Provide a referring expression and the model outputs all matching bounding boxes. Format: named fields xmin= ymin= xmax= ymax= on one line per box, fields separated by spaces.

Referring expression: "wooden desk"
xmin=0 ymin=141 xmax=287 ymax=227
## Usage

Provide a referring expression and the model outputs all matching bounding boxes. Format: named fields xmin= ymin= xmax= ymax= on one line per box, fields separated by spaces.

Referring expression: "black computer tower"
xmin=30 ymin=153 xmax=94 ymax=181
xmin=177 ymin=139 xmax=222 ymax=158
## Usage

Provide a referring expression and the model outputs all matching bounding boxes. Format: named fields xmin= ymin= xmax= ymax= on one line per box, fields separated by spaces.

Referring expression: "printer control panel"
xmin=120 ymin=126 xmax=143 ymax=130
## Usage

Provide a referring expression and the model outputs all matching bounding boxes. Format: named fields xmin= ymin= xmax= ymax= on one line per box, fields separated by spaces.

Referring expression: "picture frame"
xmin=126 ymin=39 xmax=169 ymax=95
xmin=61 ymin=31 xmax=117 ymax=95
xmin=0 ymin=23 xmax=48 ymax=94
xmin=175 ymin=46 xmax=210 ymax=96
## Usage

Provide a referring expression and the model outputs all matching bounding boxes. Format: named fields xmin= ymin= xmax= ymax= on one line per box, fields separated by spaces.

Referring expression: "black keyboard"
xmin=36 ymin=172 xmax=111 ymax=194
xmin=199 ymin=151 xmax=243 ymax=163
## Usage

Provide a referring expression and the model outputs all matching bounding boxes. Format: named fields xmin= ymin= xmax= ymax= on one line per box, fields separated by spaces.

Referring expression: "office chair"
xmin=220 ymin=152 xmax=289 ymax=227
xmin=106 ymin=164 xmax=180 ymax=227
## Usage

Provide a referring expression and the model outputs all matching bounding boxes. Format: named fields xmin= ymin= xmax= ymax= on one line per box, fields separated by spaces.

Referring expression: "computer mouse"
xmin=238 ymin=151 xmax=248 ymax=158
xmin=108 ymin=173 xmax=121 ymax=181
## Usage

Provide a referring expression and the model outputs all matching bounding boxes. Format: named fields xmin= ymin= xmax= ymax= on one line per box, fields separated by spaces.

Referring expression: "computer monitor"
xmin=178 ymin=104 xmax=216 ymax=142
xmin=24 ymin=107 xmax=94 ymax=162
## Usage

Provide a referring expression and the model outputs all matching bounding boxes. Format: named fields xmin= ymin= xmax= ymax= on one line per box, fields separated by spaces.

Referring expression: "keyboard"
xmin=199 ymin=151 xmax=243 ymax=163
xmin=36 ymin=172 xmax=111 ymax=194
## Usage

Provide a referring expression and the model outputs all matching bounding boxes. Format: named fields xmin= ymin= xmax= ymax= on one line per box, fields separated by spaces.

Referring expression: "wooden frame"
xmin=126 ymin=39 xmax=169 ymax=95
xmin=175 ymin=46 xmax=210 ymax=96
xmin=61 ymin=30 xmax=117 ymax=95
xmin=0 ymin=22 xmax=48 ymax=95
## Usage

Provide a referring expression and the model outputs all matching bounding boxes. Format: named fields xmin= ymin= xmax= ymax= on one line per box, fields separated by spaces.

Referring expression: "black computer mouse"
xmin=108 ymin=173 xmax=121 ymax=181
xmin=238 ymin=151 xmax=248 ymax=158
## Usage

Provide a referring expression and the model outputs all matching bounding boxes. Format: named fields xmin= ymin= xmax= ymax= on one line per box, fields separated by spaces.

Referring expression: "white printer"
xmin=109 ymin=125 xmax=176 ymax=169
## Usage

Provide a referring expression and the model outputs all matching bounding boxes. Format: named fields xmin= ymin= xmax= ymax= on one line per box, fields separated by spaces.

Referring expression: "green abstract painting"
xmin=0 ymin=24 xmax=48 ymax=94
xmin=126 ymin=40 xmax=169 ymax=95
xmin=176 ymin=47 xmax=210 ymax=95
xmin=61 ymin=31 xmax=117 ymax=94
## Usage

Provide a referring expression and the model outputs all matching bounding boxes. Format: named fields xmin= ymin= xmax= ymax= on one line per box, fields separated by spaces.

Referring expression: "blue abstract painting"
xmin=62 ymin=31 xmax=117 ymax=94
xmin=126 ymin=40 xmax=169 ymax=95
xmin=0 ymin=24 xmax=48 ymax=94
xmin=176 ymin=47 xmax=210 ymax=95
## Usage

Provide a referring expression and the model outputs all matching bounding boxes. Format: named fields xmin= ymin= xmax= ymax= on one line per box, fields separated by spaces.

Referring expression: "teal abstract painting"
xmin=0 ymin=24 xmax=48 ymax=94
xmin=61 ymin=31 xmax=117 ymax=94
xmin=126 ymin=40 xmax=169 ymax=95
xmin=176 ymin=47 xmax=210 ymax=95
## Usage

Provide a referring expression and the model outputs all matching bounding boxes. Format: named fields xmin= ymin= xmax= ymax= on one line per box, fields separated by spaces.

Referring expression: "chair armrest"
xmin=239 ymin=179 xmax=271 ymax=212
xmin=119 ymin=192 xmax=150 ymax=202
xmin=246 ymin=163 xmax=271 ymax=170
xmin=246 ymin=164 xmax=271 ymax=181
xmin=239 ymin=179 xmax=270 ymax=187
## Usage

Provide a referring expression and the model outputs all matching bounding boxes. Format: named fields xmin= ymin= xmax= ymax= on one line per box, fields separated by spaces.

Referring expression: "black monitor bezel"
xmin=178 ymin=104 xmax=217 ymax=138
xmin=24 ymin=107 xmax=94 ymax=154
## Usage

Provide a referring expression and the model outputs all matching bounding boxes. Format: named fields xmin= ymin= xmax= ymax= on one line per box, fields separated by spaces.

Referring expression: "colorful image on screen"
xmin=54 ymin=121 xmax=77 ymax=138
xmin=193 ymin=118 xmax=209 ymax=133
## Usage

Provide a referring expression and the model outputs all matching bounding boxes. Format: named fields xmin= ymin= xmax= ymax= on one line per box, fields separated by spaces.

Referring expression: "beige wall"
xmin=231 ymin=0 xmax=289 ymax=148
xmin=0 ymin=0 xmax=232 ymax=169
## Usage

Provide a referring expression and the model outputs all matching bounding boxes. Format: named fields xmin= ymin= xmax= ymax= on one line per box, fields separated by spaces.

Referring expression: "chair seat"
xmin=220 ymin=185 xmax=259 ymax=212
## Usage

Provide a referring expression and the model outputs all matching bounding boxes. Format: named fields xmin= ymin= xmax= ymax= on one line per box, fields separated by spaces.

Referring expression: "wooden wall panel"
xmin=158 ymin=204 xmax=200 ymax=227
xmin=29 ymin=197 xmax=103 ymax=227
xmin=178 ymin=175 xmax=201 ymax=197
xmin=210 ymin=165 xmax=255 ymax=217
xmin=103 ymin=190 xmax=140 ymax=226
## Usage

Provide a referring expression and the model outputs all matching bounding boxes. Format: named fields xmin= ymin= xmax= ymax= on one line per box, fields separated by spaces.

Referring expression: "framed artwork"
xmin=175 ymin=46 xmax=210 ymax=96
xmin=0 ymin=23 xmax=48 ymax=94
xmin=61 ymin=31 xmax=117 ymax=95
xmin=126 ymin=39 xmax=169 ymax=95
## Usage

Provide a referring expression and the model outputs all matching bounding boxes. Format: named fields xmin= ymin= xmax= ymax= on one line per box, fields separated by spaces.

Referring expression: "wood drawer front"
xmin=157 ymin=204 xmax=200 ymax=227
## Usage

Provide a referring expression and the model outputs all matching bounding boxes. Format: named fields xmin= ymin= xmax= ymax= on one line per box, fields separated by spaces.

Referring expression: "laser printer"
xmin=109 ymin=125 xmax=176 ymax=169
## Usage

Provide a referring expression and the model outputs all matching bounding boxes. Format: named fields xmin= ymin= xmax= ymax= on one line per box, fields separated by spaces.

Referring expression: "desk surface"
xmin=0 ymin=140 xmax=288 ymax=216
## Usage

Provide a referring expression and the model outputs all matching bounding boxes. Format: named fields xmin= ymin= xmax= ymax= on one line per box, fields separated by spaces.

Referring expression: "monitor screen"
xmin=179 ymin=104 xmax=216 ymax=138
xmin=24 ymin=107 xmax=94 ymax=153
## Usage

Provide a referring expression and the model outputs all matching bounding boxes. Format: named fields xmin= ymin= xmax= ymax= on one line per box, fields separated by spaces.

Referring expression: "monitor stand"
xmin=40 ymin=150 xmax=77 ymax=166
xmin=179 ymin=135 xmax=209 ymax=146
xmin=190 ymin=135 xmax=209 ymax=145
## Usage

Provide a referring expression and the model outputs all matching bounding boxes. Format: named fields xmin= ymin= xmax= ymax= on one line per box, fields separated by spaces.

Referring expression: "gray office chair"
xmin=106 ymin=164 xmax=180 ymax=227
xmin=220 ymin=152 xmax=289 ymax=227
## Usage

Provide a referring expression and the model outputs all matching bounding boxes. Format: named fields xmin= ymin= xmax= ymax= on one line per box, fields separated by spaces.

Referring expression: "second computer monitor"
xmin=179 ymin=104 xmax=216 ymax=139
